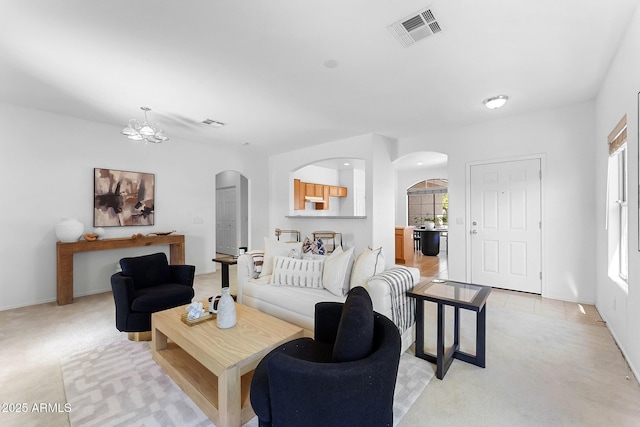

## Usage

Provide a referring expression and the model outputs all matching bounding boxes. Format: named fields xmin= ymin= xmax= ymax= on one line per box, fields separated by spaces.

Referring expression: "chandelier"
xmin=121 ymin=107 xmax=169 ymax=143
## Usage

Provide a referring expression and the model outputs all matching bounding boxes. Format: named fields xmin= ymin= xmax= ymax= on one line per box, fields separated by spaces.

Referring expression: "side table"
xmin=212 ymin=256 xmax=238 ymax=289
xmin=407 ymin=279 xmax=491 ymax=379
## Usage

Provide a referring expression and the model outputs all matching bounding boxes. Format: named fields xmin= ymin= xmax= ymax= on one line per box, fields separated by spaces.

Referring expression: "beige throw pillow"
xmin=322 ymin=246 xmax=355 ymax=296
xmin=349 ymin=247 xmax=385 ymax=289
xmin=259 ymin=238 xmax=304 ymax=277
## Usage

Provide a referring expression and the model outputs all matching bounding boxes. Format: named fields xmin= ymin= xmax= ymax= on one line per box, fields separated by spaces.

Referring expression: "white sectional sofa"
xmin=236 ymin=239 xmax=420 ymax=352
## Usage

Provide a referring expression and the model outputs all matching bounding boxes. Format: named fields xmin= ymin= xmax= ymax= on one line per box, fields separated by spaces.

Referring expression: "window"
xmin=407 ymin=179 xmax=448 ymax=227
xmin=607 ymin=115 xmax=628 ymax=283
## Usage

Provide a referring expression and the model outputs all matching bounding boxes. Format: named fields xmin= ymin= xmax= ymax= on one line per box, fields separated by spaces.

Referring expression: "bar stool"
xmin=275 ymin=228 xmax=300 ymax=242
xmin=413 ymin=229 xmax=421 ymax=251
xmin=312 ymin=231 xmax=342 ymax=253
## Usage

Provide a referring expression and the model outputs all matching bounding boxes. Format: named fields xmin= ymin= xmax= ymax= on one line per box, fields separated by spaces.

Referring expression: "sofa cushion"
xmin=259 ymin=238 xmax=303 ymax=278
xmin=241 ymin=280 xmax=345 ymax=327
xmin=322 ymin=246 xmax=354 ymax=296
xmin=248 ymin=250 xmax=265 ymax=278
xmin=270 ymin=256 xmax=324 ymax=289
xmin=120 ymin=252 xmax=170 ymax=289
xmin=302 ymin=236 xmax=326 ymax=255
xmin=332 ymin=286 xmax=374 ymax=362
xmin=131 ymin=283 xmax=194 ymax=313
xmin=349 ymin=247 xmax=385 ymax=289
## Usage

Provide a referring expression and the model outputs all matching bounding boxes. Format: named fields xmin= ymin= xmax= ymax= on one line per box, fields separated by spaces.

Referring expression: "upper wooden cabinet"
xmin=294 ymin=179 xmax=305 ymax=210
xmin=293 ymin=179 xmax=347 ymax=210
xmin=330 ymin=186 xmax=347 ymax=197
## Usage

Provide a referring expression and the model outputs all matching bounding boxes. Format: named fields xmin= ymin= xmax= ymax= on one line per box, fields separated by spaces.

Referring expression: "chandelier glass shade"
xmin=121 ymin=107 xmax=169 ymax=143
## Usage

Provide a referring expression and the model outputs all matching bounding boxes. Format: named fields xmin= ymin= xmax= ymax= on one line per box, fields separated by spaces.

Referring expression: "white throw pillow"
xmin=349 ymin=247 xmax=385 ymax=289
xmin=322 ymin=246 xmax=355 ymax=296
xmin=259 ymin=238 xmax=304 ymax=277
xmin=270 ymin=256 xmax=324 ymax=289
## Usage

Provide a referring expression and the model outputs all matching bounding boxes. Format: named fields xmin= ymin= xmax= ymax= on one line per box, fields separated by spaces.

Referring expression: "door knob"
xmin=471 ymin=230 xmax=478 ymax=234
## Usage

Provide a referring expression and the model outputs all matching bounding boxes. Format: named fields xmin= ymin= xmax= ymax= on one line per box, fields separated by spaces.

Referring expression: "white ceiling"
xmin=1 ymin=0 xmax=637 ymax=157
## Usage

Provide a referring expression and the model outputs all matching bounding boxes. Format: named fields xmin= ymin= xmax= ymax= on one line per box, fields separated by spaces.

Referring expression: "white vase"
xmin=55 ymin=218 xmax=84 ymax=242
xmin=424 ymin=221 xmax=435 ymax=230
xmin=216 ymin=288 xmax=237 ymax=329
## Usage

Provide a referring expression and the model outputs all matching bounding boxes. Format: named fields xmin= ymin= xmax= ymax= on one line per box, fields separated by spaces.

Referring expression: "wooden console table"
xmin=56 ymin=234 xmax=185 ymax=305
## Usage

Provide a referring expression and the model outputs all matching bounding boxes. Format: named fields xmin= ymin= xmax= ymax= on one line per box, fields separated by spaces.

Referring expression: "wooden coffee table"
xmin=152 ymin=303 xmax=303 ymax=427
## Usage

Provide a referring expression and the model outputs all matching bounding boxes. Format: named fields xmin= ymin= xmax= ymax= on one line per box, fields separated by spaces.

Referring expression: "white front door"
xmin=470 ymin=158 xmax=541 ymax=293
xmin=216 ymin=187 xmax=237 ymax=255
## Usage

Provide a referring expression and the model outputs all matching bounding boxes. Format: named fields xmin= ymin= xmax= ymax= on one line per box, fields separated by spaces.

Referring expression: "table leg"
xmin=476 ymin=305 xmax=487 ymax=368
xmin=415 ymin=300 xmax=425 ymax=358
xmin=56 ymin=249 xmax=74 ymax=305
xmin=221 ymin=263 xmax=230 ymax=288
xmin=169 ymin=241 xmax=185 ymax=264
xmin=219 ymin=365 xmax=241 ymax=427
xmin=436 ymin=303 xmax=445 ymax=379
xmin=454 ymin=306 xmax=460 ymax=350
xmin=152 ymin=327 xmax=168 ymax=352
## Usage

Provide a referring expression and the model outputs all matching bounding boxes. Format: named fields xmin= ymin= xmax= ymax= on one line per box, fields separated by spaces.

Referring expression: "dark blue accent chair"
xmin=110 ymin=252 xmax=195 ymax=333
xmin=250 ymin=286 xmax=401 ymax=427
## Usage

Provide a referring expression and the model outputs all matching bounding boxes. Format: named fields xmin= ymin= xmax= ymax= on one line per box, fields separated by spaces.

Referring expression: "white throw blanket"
xmin=369 ymin=268 xmax=415 ymax=334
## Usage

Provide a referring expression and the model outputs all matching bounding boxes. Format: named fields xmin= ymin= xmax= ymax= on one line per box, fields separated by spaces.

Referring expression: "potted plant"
xmin=423 ymin=217 xmax=436 ymax=230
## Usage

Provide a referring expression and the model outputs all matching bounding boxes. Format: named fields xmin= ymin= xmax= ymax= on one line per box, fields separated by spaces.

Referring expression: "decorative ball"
xmin=94 ymin=227 xmax=105 ymax=239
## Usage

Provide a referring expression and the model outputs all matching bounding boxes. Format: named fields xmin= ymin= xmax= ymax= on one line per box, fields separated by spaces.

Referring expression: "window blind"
xmin=608 ymin=114 xmax=627 ymax=155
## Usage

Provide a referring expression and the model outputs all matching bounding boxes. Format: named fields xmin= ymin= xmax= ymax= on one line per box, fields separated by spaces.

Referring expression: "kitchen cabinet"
xmin=395 ymin=226 xmax=415 ymax=265
xmin=293 ymin=180 xmax=347 ymax=210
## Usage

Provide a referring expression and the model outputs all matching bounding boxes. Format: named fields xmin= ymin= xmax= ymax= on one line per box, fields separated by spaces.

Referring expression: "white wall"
xmin=269 ymin=133 xmax=396 ymax=263
xmin=398 ymin=101 xmax=597 ymax=303
xmin=595 ymin=4 xmax=640 ymax=379
xmin=0 ymin=102 xmax=268 ymax=310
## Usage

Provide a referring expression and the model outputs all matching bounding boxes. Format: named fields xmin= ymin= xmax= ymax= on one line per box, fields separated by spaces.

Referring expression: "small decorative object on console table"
xmin=55 ymin=218 xmax=84 ymax=242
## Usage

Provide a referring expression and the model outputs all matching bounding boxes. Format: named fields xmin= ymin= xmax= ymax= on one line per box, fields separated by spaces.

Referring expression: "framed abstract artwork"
xmin=94 ymin=168 xmax=155 ymax=227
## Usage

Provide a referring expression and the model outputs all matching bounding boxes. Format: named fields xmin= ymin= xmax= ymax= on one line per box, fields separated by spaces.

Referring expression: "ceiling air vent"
xmin=202 ymin=119 xmax=226 ymax=128
xmin=388 ymin=7 xmax=442 ymax=47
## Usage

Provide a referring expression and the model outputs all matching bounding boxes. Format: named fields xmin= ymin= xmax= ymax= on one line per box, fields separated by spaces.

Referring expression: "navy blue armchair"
xmin=110 ymin=252 xmax=195 ymax=335
xmin=250 ymin=286 xmax=401 ymax=427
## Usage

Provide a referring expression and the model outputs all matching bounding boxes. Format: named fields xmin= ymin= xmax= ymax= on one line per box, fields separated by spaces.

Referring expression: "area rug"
xmin=61 ymin=340 xmax=433 ymax=427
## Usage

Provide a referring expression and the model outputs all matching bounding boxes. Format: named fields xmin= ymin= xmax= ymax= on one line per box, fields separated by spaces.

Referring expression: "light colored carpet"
xmin=60 ymin=341 xmax=432 ymax=427
xmin=3 ymin=269 xmax=640 ymax=427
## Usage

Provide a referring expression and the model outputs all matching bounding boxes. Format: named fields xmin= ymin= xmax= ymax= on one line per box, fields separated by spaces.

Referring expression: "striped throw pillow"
xmin=248 ymin=250 xmax=265 ymax=278
xmin=270 ymin=256 xmax=324 ymax=289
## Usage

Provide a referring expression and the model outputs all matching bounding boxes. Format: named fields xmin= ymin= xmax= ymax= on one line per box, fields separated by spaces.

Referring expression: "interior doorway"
xmin=215 ymin=171 xmax=248 ymax=256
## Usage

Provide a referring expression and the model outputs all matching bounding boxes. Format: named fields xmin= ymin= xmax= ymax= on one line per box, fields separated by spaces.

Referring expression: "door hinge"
xmin=539 ymin=170 xmax=542 ymax=180
xmin=539 ymin=221 xmax=542 ymax=229
xmin=539 ymin=271 xmax=542 ymax=280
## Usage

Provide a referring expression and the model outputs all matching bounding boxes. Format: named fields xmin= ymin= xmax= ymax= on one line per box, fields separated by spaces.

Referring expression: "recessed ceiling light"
xmin=483 ymin=95 xmax=509 ymax=109
xmin=417 ymin=162 xmax=423 ymax=166
xmin=202 ymin=119 xmax=226 ymax=127
xmin=343 ymin=162 xmax=350 ymax=166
